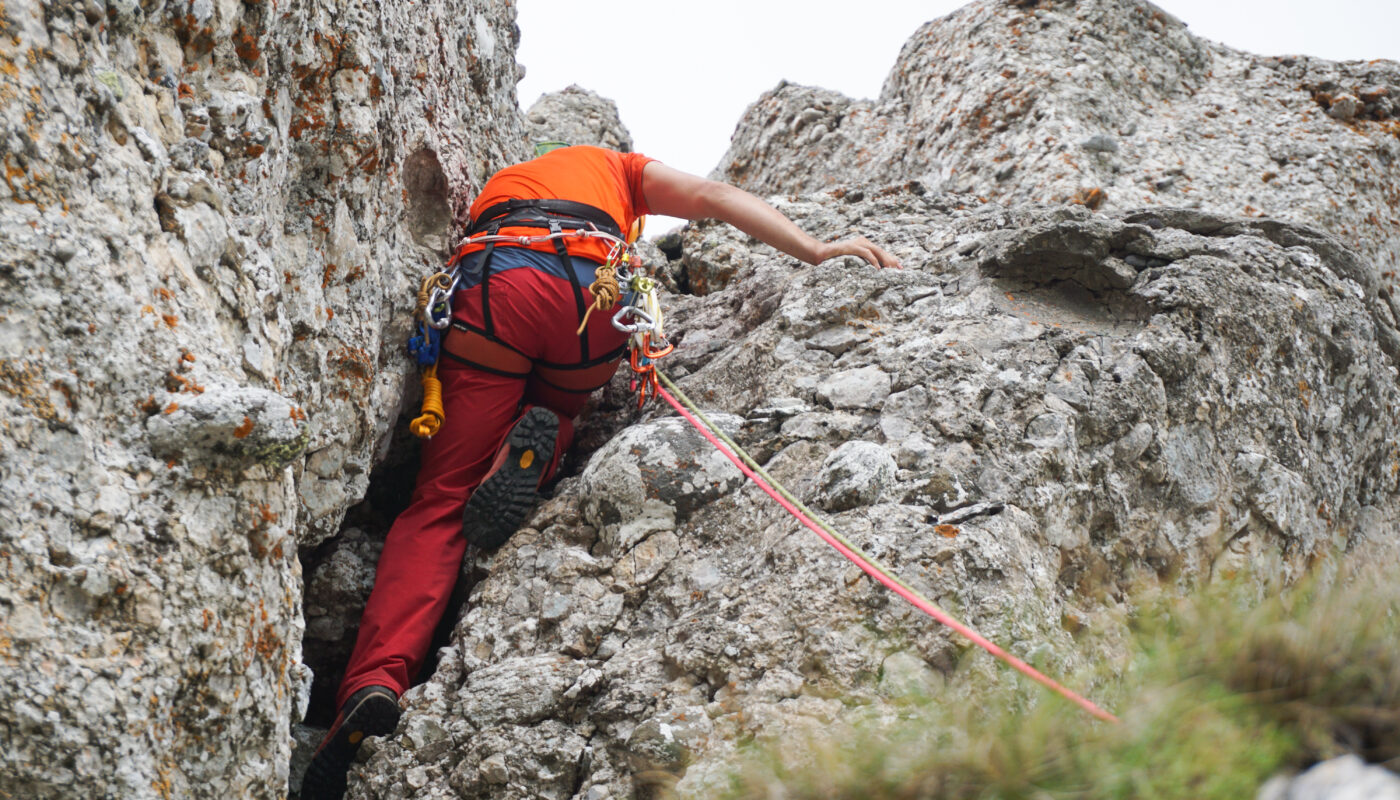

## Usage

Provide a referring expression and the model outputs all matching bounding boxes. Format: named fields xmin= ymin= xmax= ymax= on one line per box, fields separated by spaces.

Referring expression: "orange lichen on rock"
xmin=1071 ymin=186 xmax=1107 ymax=210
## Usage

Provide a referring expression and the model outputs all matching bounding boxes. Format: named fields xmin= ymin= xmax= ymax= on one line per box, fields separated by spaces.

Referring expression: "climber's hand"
xmin=819 ymin=236 xmax=903 ymax=269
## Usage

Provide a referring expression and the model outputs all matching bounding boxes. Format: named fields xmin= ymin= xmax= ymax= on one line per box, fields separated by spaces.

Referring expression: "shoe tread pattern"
xmin=462 ymin=407 xmax=558 ymax=551
xmin=301 ymin=689 xmax=400 ymax=800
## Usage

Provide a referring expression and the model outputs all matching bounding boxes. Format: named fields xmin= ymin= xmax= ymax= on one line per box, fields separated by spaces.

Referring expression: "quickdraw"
xmin=622 ymin=273 xmax=674 ymax=408
xmin=407 ymin=271 xmax=456 ymax=437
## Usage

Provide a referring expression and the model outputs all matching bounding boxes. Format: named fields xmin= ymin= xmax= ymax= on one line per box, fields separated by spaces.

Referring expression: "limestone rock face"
xmin=7 ymin=0 xmax=1400 ymax=797
xmin=524 ymin=84 xmax=635 ymax=152
xmin=350 ymin=193 xmax=1400 ymax=798
xmin=714 ymin=0 xmax=1400 ymax=280
xmin=0 ymin=0 xmax=525 ymax=797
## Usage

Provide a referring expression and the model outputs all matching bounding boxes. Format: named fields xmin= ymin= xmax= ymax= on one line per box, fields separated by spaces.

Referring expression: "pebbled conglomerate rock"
xmin=524 ymin=85 xmax=636 ymax=152
xmin=0 ymin=1 xmax=526 ymax=798
xmin=351 ymin=191 xmax=1400 ymax=798
xmin=714 ymin=0 xmax=1400 ymax=285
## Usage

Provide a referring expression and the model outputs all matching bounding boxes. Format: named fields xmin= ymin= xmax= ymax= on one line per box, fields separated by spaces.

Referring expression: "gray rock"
xmin=144 ymin=385 xmax=310 ymax=468
xmin=0 ymin=0 xmax=528 ymax=797
xmin=1326 ymin=93 xmax=1363 ymax=122
xmin=579 ymin=413 xmax=745 ymax=550
xmin=524 ymin=85 xmax=634 ymax=152
xmin=1258 ymin=755 xmax=1400 ymax=800
xmin=1078 ymin=134 xmax=1120 ymax=154
xmin=713 ymin=0 xmax=1400 ymax=277
xmin=817 ymin=365 xmax=892 ymax=410
xmin=818 ymin=440 xmax=898 ymax=511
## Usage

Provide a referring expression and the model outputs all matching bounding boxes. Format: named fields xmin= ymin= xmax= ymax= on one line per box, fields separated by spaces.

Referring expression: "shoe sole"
xmin=300 ymin=690 xmax=400 ymax=800
xmin=462 ymin=406 xmax=558 ymax=550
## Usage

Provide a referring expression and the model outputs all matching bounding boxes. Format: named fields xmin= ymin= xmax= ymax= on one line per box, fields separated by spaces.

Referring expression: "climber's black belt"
xmin=466 ymin=198 xmax=623 ymax=239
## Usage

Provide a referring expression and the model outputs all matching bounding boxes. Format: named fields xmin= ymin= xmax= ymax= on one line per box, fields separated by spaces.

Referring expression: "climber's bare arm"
xmin=641 ymin=161 xmax=902 ymax=269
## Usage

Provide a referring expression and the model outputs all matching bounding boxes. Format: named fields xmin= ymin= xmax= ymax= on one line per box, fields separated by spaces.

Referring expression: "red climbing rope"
xmin=655 ymin=382 xmax=1120 ymax=724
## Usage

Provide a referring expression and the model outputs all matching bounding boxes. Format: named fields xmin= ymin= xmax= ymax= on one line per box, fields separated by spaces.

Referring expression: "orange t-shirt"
xmin=463 ymin=145 xmax=655 ymax=264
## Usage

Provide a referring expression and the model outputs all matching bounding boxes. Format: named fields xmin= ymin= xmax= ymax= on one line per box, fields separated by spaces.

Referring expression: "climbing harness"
xmin=408 ymin=201 xmax=671 ymax=436
xmin=650 ymin=370 xmax=1121 ymax=724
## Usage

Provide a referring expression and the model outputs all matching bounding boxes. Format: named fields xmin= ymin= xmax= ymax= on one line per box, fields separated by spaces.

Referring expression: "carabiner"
xmin=612 ymin=305 xmax=655 ymax=333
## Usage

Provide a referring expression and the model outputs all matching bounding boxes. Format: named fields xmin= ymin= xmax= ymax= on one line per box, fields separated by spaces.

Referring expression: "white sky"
xmin=516 ymin=1 xmax=1399 ymax=230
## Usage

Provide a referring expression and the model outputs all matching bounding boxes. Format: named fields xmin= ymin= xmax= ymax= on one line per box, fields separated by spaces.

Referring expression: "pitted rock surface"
xmin=714 ymin=0 xmax=1400 ymax=283
xmin=349 ymin=193 xmax=1400 ymax=799
xmin=524 ymin=84 xmax=636 ymax=152
xmin=5 ymin=0 xmax=1399 ymax=798
xmin=0 ymin=0 xmax=525 ymax=797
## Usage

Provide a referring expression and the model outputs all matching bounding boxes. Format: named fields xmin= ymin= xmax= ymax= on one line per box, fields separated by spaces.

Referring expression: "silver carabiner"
xmin=611 ymin=305 xmax=655 ymax=333
xmin=426 ymin=270 xmax=461 ymax=330
xmin=427 ymin=288 xmax=453 ymax=329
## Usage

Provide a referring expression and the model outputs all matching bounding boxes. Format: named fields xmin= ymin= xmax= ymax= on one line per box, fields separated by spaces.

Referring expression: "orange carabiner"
xmin=627 ymin=343 xmax=665 ymax=408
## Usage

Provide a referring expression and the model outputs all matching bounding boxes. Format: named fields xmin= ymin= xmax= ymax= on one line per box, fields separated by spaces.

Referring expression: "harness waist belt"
xmin=452 ymin=247 xmax=619 ymax=292
xmin=467 ymin=198 xmax=623 ymax=239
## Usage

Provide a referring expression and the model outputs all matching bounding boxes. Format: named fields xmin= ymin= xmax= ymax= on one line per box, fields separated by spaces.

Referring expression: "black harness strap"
xmin=469 ymin=198 xmax=622 ymax=238
xmin=476 ymin=226 xmax=500 ymax=338
xmin=440 ymin=349 xmax=533 ymax=379
xmin=535 ymin=342 xmax=628 ymax=371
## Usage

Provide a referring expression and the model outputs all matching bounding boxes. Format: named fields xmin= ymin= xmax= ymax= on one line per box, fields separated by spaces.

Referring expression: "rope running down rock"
xmin=654 ymin=370 xmax=1120 ymax=724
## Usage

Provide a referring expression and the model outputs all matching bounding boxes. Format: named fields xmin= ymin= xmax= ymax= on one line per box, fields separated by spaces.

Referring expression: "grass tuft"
xmin=707 ymin=558 xmax=1399 ymax=799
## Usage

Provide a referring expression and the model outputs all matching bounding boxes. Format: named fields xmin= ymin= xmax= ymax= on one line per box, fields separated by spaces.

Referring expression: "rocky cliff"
xmin=524 ymin=85 xmax=634 ymax=153
xmin=3 ymin=1 xmax=1398 ymax=799
xmin=0 ymin=1 xmax=526 ymax=797
xmin=714 ymin=0 xmax=1400 ymax=286
xmin=351 ymin=198 xmax=1400 ymax=800
xmin=343 ymin=2 xmax=1400 ymax=799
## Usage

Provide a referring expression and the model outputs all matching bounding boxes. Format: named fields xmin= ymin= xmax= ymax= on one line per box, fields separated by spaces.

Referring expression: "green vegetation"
xmin=714 ymin=560 xmax=1399 ymax=799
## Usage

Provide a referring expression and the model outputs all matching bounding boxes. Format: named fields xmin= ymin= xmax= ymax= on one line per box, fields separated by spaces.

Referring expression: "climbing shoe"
xmin=301 ymin=685 xmax=401 ymax=800
xmin=462 ymin=406 xmax=559 ymax=550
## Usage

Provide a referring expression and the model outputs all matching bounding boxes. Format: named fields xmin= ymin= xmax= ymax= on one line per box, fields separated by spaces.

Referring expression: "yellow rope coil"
xmin=410 ymin=363 xmax=445 ymax=438
xmin=576 ymin=264 xmax=620 ymax=334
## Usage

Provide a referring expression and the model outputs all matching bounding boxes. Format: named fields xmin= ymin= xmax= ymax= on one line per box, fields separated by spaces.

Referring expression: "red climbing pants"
xmin=337 ymin=266 xmax=627 ymax=707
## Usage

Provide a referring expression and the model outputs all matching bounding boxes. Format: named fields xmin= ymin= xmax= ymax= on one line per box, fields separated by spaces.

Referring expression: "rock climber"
xmin=301 ymin=144 xmax=900 ymax=798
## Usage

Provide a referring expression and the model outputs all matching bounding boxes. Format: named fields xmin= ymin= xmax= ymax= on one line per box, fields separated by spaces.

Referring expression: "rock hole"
xmin=402 ymin=149 xmax=453 ymax=253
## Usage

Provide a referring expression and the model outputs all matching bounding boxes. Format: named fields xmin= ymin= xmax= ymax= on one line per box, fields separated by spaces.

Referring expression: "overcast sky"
xmin=517 ymin=0 xmax=1398 ymax=184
